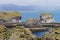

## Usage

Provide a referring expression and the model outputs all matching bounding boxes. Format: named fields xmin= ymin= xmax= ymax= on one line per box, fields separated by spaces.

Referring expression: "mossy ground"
xmin=40 ymin=27 xmax=60 ymax=40
xmin=0 ymin=26 xmax=38 ymax=40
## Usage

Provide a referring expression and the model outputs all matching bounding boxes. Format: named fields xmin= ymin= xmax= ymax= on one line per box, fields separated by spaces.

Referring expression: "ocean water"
xmin=20 ymin=11 xmax=60 ymax=22
xmin=20 ymin=11 xmax=60 ymax=37
xmin=32 ymin=31 xmax=46 ymax=37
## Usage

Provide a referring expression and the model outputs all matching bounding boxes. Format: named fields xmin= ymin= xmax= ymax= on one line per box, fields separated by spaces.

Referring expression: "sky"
xmin=0 ymin=0 xmax=60 ymax=7
xmin=0 ymin=0 xmax=60 ymax=10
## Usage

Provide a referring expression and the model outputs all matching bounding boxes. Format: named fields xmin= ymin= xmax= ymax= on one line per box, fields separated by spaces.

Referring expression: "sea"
xmin=20 ymin=11 xmax=60 ymax=37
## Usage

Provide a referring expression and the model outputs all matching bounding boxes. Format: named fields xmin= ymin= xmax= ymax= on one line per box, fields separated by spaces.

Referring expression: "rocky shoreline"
xmin=40 ymin=28 xmax=60 ymax=40
xmin=0 ymin=12 xmax=60 ymax=40
xmin=0 ymin=25 xmax=38 ymax=40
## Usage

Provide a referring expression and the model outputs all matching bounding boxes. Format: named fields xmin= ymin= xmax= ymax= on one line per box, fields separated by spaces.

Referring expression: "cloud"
xmin=0 ymin=0 xmax=60 ymax=7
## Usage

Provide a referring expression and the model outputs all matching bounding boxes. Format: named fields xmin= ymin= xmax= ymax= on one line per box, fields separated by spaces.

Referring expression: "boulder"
xmin=25 ymin=18 xmax=42 ymax=28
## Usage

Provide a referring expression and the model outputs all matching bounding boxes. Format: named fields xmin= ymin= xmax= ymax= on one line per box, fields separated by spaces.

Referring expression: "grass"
xmin=0 ymin=12 xmax=20 ymax=19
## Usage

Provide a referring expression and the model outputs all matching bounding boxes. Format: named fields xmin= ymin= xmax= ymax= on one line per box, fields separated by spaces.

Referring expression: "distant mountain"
xmin=0 ymin=4 xmax=36 ymax=11
xmin=0 ymin=4 xmax=59 ymax=11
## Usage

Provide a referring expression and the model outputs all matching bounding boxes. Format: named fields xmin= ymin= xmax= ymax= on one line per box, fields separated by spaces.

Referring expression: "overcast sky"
xmin=0 ymin=0 xmax=60 ymax=7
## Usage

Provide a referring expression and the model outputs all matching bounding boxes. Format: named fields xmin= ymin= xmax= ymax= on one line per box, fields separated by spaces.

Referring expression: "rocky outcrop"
xmin=0 ymin=12 xmax=22 ymax=24
xmin=40 ymin=28 xmax=60 ymax=40
xmin=40 ymin=13 xmax=55 ymax=23
xmin=0 ymin=26 xmax=37 ymax=40
xmin=25 ymin=18 xmax=42 ymax=28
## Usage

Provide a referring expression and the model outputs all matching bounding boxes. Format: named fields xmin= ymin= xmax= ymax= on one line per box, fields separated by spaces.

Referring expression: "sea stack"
xmin=25 ymin=18 xmax=41 ymax=27
xmin=40 ymin=13 xmax=55 ymax=23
